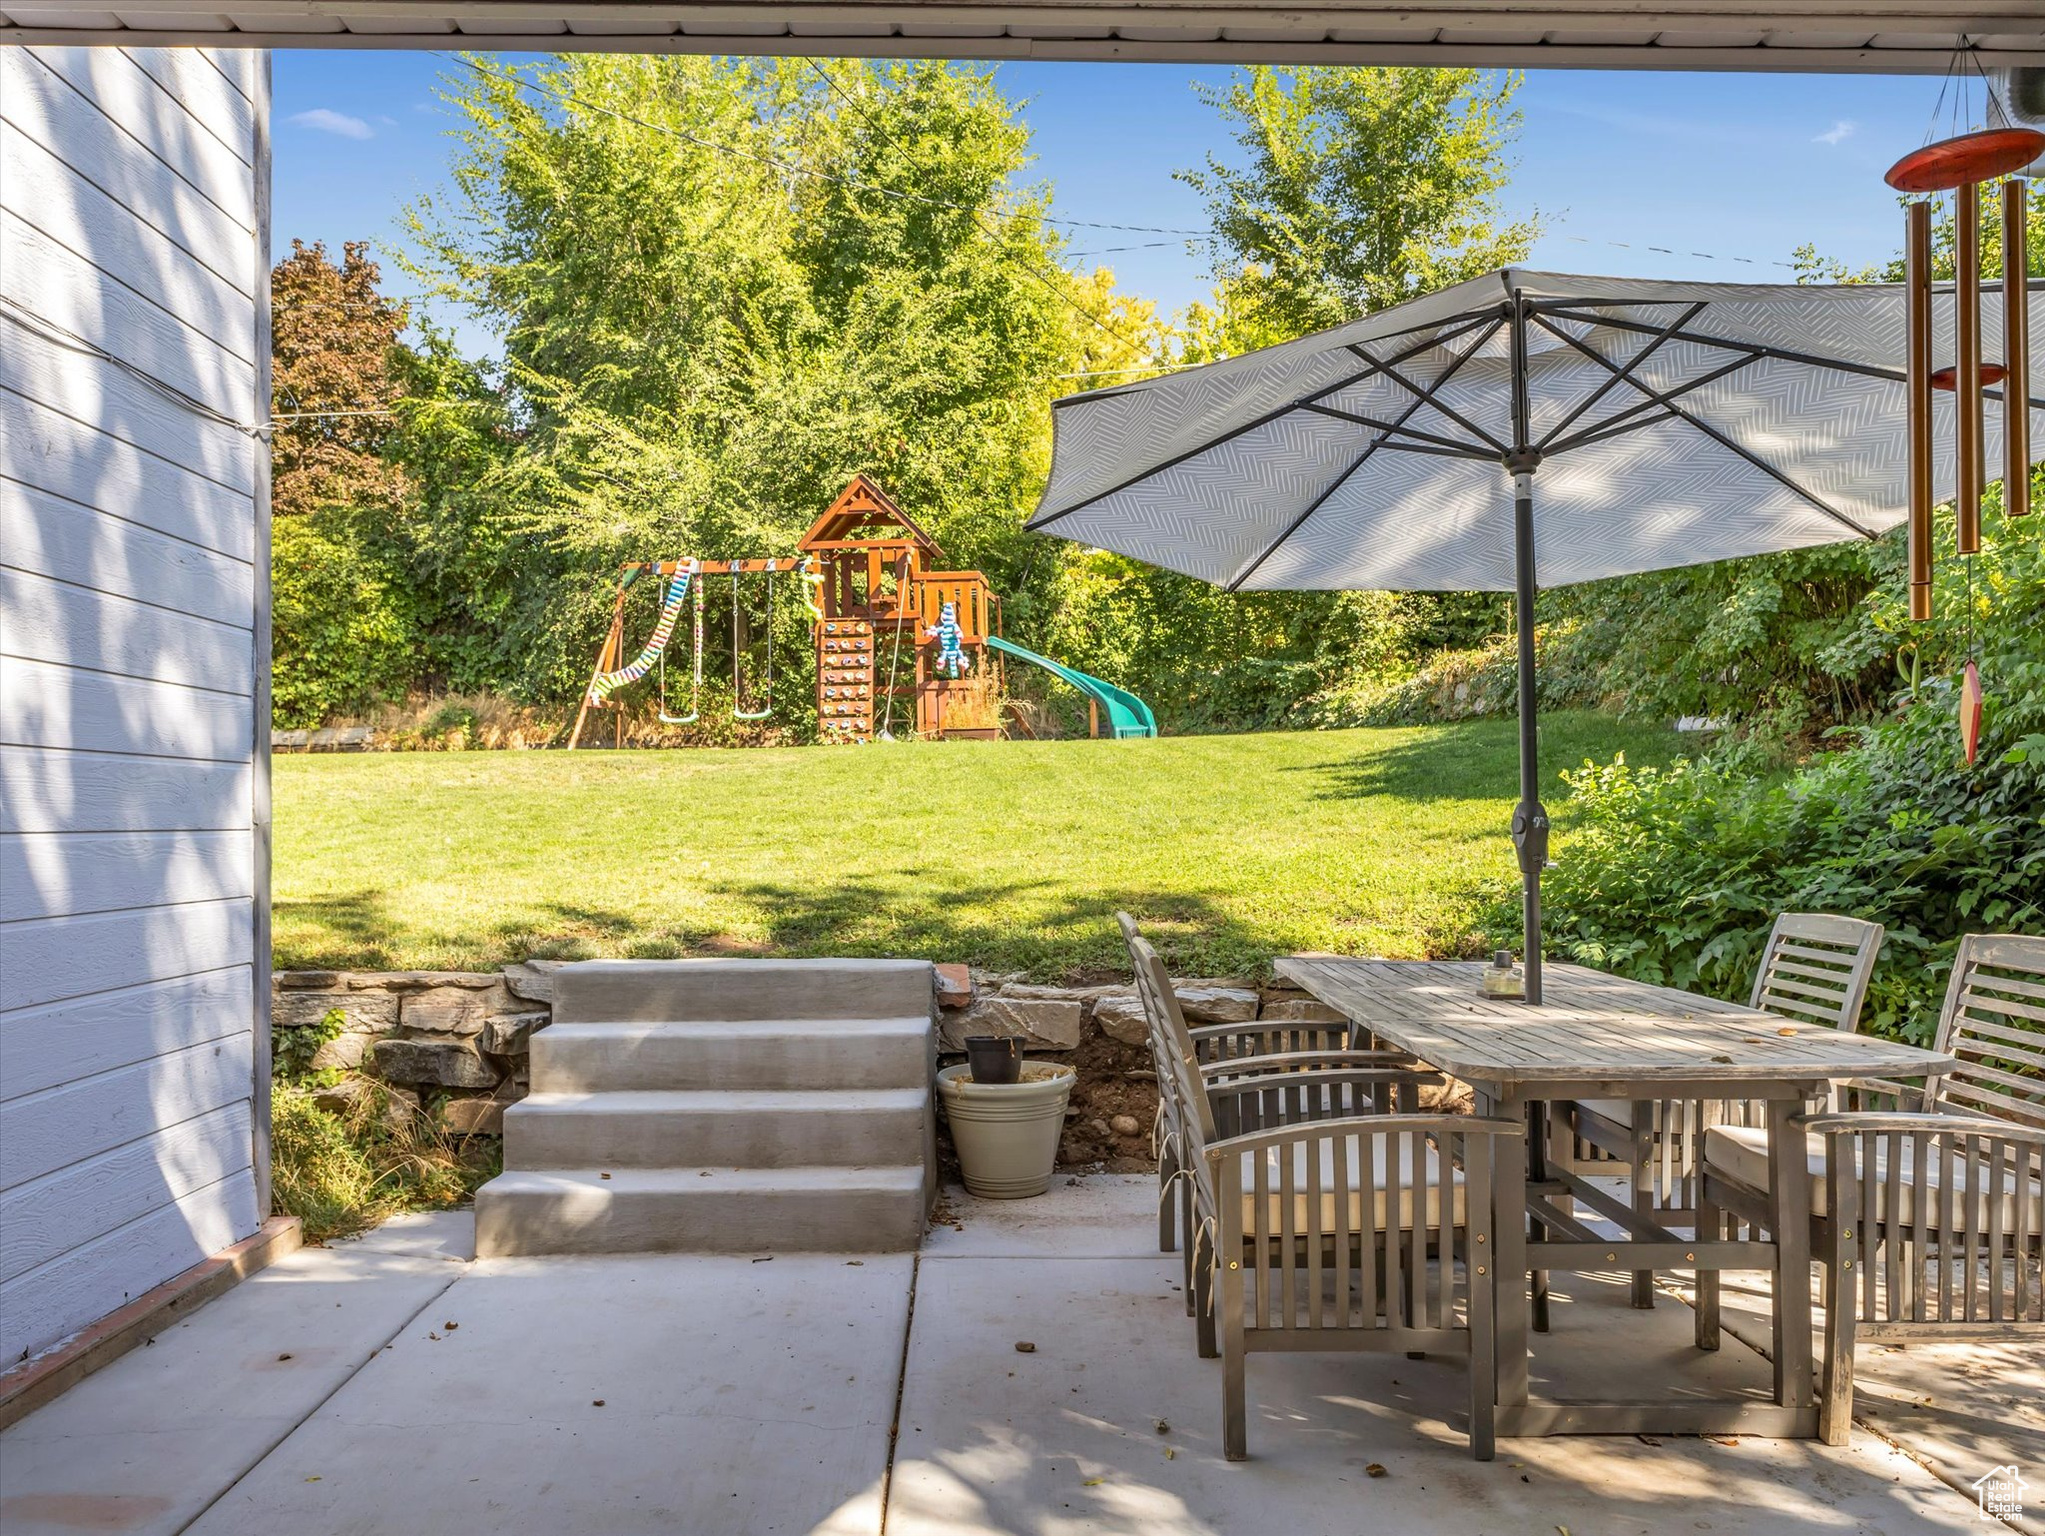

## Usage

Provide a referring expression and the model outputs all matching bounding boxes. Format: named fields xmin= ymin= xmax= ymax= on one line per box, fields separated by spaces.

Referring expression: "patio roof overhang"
xmin=1 ymin=1 xmax=2041 ymax=69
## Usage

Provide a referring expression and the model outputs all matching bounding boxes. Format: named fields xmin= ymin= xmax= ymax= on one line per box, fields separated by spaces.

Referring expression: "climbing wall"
xmin=817 ymin=619 xmax=875 ymax=741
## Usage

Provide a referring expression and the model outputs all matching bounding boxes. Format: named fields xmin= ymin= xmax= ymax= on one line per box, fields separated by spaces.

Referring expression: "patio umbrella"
xmin=1027 ymin=268 xmax=2045 ymax=1003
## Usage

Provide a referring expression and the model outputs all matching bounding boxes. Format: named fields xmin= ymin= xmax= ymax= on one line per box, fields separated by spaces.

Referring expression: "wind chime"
xmin=1886 ymin=118 xmax=2041 ymax=763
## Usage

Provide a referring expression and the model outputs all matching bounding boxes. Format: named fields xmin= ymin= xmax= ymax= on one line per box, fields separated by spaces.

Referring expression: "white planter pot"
xmin=937 ymin=1062 xmax=1075 ymax=1199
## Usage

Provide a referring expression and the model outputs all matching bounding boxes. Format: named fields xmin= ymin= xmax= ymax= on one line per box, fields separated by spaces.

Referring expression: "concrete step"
xmin=530 ymin=1016 xmax=933 ymax=1094
xmin=553 ymin=959 xmax=935 ymax=1025
xmin=502 ymin=1089 xmax=930 ymax=1171
xmin=473 ymin=1165 xmax=929 ymax=1256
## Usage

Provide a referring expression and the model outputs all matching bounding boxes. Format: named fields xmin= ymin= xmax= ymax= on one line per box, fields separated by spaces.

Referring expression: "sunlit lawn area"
xmin=273 ymin=713 xmax=1682 ymax=980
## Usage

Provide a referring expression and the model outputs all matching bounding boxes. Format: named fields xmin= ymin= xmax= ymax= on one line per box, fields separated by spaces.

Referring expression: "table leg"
xmin=1527 ymin=1100 xmax=1551 ymax=1334
xmin=1766 ymin=1098 xmax=1815 ymax=1416
xmin=1488 ymin=1089 xmax=1531 ymax=1410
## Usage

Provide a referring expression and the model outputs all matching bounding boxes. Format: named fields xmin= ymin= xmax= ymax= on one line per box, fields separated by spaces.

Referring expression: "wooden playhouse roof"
xmin=798 ymin=475 xmax=945 ymax=560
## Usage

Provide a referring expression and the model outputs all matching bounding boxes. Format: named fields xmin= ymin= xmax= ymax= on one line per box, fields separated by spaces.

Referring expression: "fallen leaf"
xmin=1711 ymin=1054 xmax=1734 ymax=1064
xmin=1164 ymin=1447 xmax=1177 ymax=1460
xmin=1154 ymin=1419 xmax=1171 ymax=1435
xmin=600 ymin=1172 xmax=612 ymax=1180
xmin=1015 ymin=1341 xmax=1037 ymax=1353
xmin=752 ymin=1256 xmax=774 ymax=1264
xmin=277 ymin=1353 xmax=293 ymax=1362
xmin=443 ymin=1322 xmax=458 ymax=1331
xmin=1083 ymin=1477 xmax=1105 ymax=1487
xmin=1365 ymin=1463 xmax=1387 ymax=1478
xmin=592 ymin=1399 xmax=606 ymax=1407
xmin=846 ymin=1260 xmax=864 ymax=1267
xmin=306 ymin=1476 xmax=321 ymax=1483
xmin=1557 ymin=1526 xmax=1571 ymax=1536
xmin=1776 ymin=1027 xmax=1798 ymax=1037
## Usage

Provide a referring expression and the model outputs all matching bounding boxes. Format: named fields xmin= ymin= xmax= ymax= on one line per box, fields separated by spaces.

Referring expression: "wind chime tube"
xmin=1957 ymin=180 xmax=1985 ymax=555
xmin=2007 ymin=177 xmax=2033 ymax=519
xmin=1907 ymin=199 xmax=1935 ymax=621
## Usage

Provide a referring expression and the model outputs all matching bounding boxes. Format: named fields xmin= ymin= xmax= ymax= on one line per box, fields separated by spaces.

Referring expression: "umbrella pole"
xmin=1510 ymin=467 xmax=1549 ymax=1005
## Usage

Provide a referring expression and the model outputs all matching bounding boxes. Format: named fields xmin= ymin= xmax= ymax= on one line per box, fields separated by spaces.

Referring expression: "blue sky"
xmin=272 ymin=50 xmax=1968 ymax=354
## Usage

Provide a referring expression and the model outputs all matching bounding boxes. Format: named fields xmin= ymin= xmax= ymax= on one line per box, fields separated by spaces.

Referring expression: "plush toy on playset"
xmin=926 ymin=601 xmax=972 ymax=679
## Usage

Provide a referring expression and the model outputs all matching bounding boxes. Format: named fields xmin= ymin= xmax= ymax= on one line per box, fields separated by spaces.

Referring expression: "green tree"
xmin=268 ymin=241 xmax=423 ymax=726
xmin=401 ymin=54 xmax=1126 ymax=699
xmin=1178 ymin=66 xmax=1539 ymax=343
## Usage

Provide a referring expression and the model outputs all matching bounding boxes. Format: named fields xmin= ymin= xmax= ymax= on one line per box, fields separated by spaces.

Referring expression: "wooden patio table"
xmin=1274 ymin=957 xmax=1953 ymax=1439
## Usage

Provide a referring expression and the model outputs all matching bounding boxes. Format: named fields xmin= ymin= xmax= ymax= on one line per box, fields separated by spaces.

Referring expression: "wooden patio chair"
xmin=1559 ymin=912 xmax=1884 ymax=1304
xmin=1114 ymin=913 xmax=1415 ymax=1260
xmin=1123 ymin=924 xmax=1511 ymax=1460
xmin=1697 ymin=932 xmax=2045 ymax=1443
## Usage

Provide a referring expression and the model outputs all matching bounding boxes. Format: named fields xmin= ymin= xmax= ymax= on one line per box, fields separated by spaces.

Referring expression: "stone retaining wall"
xmin=270 ymin=962 xmax=1345 ymax=1165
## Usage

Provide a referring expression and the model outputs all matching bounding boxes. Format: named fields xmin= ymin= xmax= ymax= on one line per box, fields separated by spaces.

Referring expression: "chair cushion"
xmin=1237 ymin=1135 xmax=1463 ymax=1234
xmin=1703 ymin=1123 xmax=2044 ymax=1227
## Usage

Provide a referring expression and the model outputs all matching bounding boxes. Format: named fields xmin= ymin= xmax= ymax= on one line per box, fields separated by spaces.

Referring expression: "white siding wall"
xmin=0 ymin=43 xmax=269 ymax=1363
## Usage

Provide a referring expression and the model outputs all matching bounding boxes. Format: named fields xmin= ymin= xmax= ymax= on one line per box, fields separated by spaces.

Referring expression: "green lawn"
xmin=273 ymin=713 xmax=1681 ymax=981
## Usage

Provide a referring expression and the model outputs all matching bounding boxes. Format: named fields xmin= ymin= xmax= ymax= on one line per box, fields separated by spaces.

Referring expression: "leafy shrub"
xmin=1510 ymin=662 xmax=2045 ymax=1044
xmin=273 ymin=1006 xmax=344 ymax=1081
xmin=271 ymin=514 xmax=420 ymax=729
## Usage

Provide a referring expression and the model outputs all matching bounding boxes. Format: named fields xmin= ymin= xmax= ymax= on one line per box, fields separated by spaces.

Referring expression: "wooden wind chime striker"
xmin=1888 ymin=122 xmax=2041 ymax=762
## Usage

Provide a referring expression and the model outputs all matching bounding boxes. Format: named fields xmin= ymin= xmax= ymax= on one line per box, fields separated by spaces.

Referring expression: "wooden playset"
xmin=569 ymin=475 xmax=1027 ymax=746
xmin=800 ymin=475 xmax=1007 ymax=742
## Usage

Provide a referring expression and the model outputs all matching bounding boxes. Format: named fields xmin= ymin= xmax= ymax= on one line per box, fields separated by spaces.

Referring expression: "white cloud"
xmin=1814 ymin=120 xmax=1856 ymax=146
xmin=289 ymin=108 xmax=374 ymax=141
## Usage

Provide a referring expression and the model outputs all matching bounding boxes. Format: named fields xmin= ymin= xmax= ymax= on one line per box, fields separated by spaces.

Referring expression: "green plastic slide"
xmin=985 ymin=636 xmax=1158 ymax=739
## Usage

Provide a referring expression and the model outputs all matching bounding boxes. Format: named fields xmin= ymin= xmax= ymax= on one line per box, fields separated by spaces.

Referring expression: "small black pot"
xmin=963 ymin=1035 xmax=1024 ymax=1085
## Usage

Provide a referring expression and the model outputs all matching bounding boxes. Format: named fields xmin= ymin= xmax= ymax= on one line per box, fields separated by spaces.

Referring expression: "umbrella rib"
xmin=1345 ymin=341 xmax=1508 ymax=453
xmin=1298 ymin=403 xmax=1496 ymax=456
xmin=1531 ymin=315 xmax=1879 ymax=540
xmin=1536 ymin=302 xmax=1706 ymax=452
xmin=1554 ymin=409 xmax=1684 ymax=453
xmin=1221 ymin=317 xmax=1504 ymax=593
xmin=1026 ymin=311 xmax=1499 ymax=533
xmin=1539 ymin=306 xmax=1909 ymax=388
xmin=1544 ymin=353 xmax=1760 ymax=456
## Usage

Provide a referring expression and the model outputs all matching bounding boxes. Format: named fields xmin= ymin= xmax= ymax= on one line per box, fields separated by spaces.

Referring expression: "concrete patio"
xmin=1 ymin=1178 xmax=2032 ymax=1535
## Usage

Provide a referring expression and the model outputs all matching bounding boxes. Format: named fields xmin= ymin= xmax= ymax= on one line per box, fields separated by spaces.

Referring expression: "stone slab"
xmin=0 ymin=1242 xmax=464 ymax=1536
xmin=1091 ymin=992 xmax=1146 ymax=1045
xmin=399 ymin=982 xmax=516 ymax=1034
xmin=941 ymin=997 xmax=1083 ymax=1053
xmin=372 ymin=1038 xmax=500 ymax=1089
xmin=478 ymin=1011 xmax=546 ymax=1055
xmin=179 ymin=1254 xmax=912 ymax=1536
xmin=273 ymin=989 xmax=397 ymax=1031
xmin=501 ymin=960 xmax=567 ymax=1004
xmin=1257 ymin=998 xmax=1349 ymax=1025
xmin=1171 ymin=983 xmax=1257 ymax=1024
